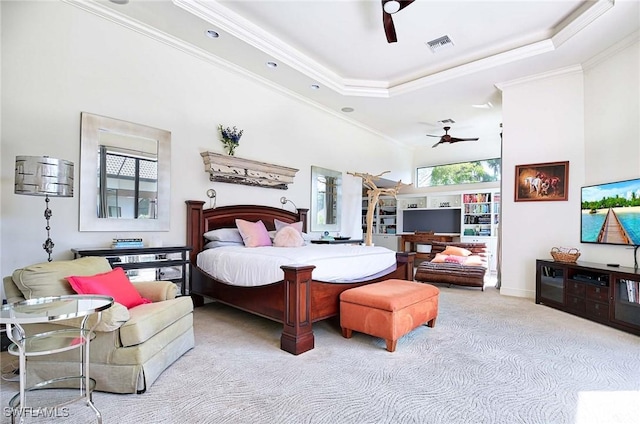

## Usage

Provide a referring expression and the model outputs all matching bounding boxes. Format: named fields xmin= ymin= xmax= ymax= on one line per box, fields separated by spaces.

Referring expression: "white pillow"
xmin=203 ymin=228 xmax=243 ymax=243
xmin=204 ymin=240 xmax=244 ymax=249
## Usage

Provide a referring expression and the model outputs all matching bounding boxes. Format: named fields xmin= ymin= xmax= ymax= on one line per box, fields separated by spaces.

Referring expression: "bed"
xmin=185 ymin=201 xmax=415 ymax=355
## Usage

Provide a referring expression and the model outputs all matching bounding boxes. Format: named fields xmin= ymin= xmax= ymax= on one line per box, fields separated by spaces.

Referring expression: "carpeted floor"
xmin=1 ymin=286 xmax=639 ymax=424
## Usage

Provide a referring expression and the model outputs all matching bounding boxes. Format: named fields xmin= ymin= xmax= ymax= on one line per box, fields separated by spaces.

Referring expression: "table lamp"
xmin=15 ymin=156 xmax=74 ymax=262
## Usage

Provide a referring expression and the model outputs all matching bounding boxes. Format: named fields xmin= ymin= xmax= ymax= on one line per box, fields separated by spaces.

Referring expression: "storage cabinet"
xmin=536 ymin=259 xmax=640 ymax=335
xmin=72 ymin=246 xmax=192 ymax=295
xmin=362 ymin=196 xmax=397 ymax=235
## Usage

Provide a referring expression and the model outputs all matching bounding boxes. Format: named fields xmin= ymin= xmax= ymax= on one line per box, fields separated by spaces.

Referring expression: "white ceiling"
xmin=92 ymin=0 xmax=639 ymax=148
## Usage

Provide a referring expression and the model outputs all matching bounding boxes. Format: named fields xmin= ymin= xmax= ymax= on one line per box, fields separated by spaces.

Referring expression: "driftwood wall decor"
xmin=201 ymin=152 xmax=298 ymax=190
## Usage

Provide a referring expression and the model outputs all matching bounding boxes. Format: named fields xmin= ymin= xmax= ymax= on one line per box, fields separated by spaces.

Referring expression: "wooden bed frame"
xmin=185 ymin=201 xmax=415 ymax=355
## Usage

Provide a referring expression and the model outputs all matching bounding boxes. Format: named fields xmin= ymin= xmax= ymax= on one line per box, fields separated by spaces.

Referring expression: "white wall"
xmin=0 ymin=1 xmax=412 ymax=281
xmin=499 ymin=35 xmax=640 ymax=298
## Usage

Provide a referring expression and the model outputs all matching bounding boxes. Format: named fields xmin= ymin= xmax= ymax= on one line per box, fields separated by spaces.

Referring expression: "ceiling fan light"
xmin=383 ymin=1 xmax=401 ymax=14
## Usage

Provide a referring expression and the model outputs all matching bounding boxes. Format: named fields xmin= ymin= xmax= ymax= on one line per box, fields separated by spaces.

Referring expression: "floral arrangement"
xmin=218 ymin=124 xmax=243 ymax=156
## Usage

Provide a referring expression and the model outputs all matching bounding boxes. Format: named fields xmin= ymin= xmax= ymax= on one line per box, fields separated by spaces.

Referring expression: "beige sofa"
xmin=3 ymin=256 xmax=195 ymax=394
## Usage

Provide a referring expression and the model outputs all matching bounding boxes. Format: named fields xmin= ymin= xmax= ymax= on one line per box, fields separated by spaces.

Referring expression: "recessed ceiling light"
xmin=310 ymin=84 xmax=320 ymax=90
xmin=266 ymin=61 xmax=278 ymax=69
xmin=205 ymin=30 xmax=219 ymax=39
xmin=341 ymin=107 xmax=355 ymax=113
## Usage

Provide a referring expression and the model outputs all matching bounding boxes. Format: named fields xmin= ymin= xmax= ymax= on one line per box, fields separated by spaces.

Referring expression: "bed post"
xmin=280 ymin=264 xmax=316 ymax=355
xmin=185 ymin=200 xmax=205 ymax=265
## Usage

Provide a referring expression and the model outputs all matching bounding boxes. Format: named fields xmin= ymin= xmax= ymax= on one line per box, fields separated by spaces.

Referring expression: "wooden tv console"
xmin=536 ymin=259 xmax=640 ymax=336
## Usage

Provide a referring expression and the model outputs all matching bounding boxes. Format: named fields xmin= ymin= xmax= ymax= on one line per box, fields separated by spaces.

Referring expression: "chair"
xmin=3 ymin=256 xmax=195 ymax=394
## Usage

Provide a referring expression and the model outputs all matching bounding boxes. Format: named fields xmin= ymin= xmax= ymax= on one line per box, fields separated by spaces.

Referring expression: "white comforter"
xmin=197 ymin=244 xmax=397 ymax=287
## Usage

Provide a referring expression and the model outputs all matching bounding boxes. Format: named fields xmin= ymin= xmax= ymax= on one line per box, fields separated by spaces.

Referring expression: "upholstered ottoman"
xmin=340 ymin=279 xmax=439 ymax=352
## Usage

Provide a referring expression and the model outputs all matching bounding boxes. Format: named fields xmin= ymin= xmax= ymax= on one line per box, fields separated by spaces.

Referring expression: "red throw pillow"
xmin=66 ymin=268 xmax=151 ymax=309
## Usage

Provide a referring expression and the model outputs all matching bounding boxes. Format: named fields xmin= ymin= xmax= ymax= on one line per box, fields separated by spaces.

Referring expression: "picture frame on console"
xmin=514 ymin=161 xmax=569 ymax=202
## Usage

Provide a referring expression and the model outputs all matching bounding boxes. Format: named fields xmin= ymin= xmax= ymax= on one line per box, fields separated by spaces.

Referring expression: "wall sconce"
xmin=280 ymin=196 xmax=297 ymax=211
xmin=15 ymin=156 xmax=74 ymax=262
xmin=206 ymin=188 xmax=217 ymax=209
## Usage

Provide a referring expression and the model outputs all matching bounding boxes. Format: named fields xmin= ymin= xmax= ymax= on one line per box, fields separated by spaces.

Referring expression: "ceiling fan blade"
xmin=383 ymin=9 xmax=397 ymax=43
xmin=432 ymin=138 xmax=444 ymax=148
xmin=449 ymin=137 xmax=480 ymax=143
xmin=426 ymin=134 xmax=440 ymax=138
xmin=397 ymin=0 xmax=415 ymax=12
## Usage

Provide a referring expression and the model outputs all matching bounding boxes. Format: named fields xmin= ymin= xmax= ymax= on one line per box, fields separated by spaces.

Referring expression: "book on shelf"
xmin=113 ymin=238 xmax=143 ymax=243
xmin=623 ymin=279 xmax=639 ymax=304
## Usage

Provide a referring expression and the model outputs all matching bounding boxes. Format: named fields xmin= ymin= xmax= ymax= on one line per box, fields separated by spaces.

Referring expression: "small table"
xmin=310 ymin=239 xmax=364 ymax=245
xmin=72 ymin=246 xmax=192 ymax=295
xmin=0 ymin=295 xmax=113 ymax=424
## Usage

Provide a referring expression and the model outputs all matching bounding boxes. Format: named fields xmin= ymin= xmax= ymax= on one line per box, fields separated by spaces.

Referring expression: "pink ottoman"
xmin=340 ymin=279 xmax=439 ymax=352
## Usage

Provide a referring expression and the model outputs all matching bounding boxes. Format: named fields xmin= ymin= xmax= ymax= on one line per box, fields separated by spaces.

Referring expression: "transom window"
xmin=417 ymin=158 xmax=501 ymax=188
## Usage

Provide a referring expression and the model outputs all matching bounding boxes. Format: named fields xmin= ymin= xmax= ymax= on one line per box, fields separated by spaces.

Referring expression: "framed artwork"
xmin=514 ymin=161 xmax=569 ymax=202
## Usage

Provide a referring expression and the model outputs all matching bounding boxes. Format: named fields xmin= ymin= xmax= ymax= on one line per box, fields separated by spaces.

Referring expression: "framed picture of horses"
xmin=514 ymin=161 xmax=569 ymax=202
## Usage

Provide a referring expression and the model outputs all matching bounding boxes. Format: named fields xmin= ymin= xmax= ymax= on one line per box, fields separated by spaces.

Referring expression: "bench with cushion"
xmin=340 ymin=279 xmax=439 ymax=352
xmin=414 ymin=241 xmax=488 ymax=290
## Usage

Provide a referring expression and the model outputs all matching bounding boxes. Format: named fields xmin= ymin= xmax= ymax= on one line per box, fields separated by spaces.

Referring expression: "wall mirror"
xmin=310 ymin=166 xmax=342 ymax=232
xmin=79 ymin=112 xmax=171 ymax=231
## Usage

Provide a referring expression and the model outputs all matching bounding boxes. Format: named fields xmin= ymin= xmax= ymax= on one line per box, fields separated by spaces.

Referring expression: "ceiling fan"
xmin=382 ymin=0 xmax=414 ymax=43
xmin=427 ymin=127 xmax=480 ymax=148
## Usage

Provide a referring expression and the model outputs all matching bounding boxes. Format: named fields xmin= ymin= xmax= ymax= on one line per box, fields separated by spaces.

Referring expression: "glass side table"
xmin=0 ymin=295 xmax=113 ymax=424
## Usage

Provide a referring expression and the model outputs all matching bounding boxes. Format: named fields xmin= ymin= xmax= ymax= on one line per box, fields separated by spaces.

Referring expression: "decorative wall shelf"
xmin=201 ymin=152 xmax=298 ymax=190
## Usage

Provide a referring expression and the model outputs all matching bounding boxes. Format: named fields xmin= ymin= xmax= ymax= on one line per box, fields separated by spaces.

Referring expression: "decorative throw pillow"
xmin=464 ymin=255 xmax=484 ymax=266
xmin=66 ymin=267 xmax=152 ymax=309
xmin=430 ymin=253 xmax=449 ymax=263
xmin=444 ymin=255 xmax=466 ymax=264
xmin=203 ymin=228 xmax=244 ymax=243
xmin=274 ymin=218 xmax=304 ymax=234
xmin=273 ymin=226 xmax=305 ymax=247
xmin=235 ymin=219 xmax=272 ymax=247
xmin=442 ymin=246 xmax=472 ymax=257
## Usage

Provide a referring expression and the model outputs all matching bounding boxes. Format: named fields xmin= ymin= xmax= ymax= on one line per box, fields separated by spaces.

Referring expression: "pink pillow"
xmin=274 ymin=218 xmax=303 ymax=234
xmin=273 ymin=226 xmax=305 ymax=247
xmin=235 ymin=219 xmax=272 ymax=247
xmin=66 ymin=268 xmax=151 ymax=309
xmin=444 ymin=256 xmax=466 ymax=264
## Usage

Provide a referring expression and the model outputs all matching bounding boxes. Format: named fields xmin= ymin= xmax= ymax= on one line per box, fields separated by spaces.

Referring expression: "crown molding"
xmin=390 ymin=39 xmax=555 ymax=96
xmin=582 ymin=30 xmax=639 ymax=70
xmin=175 ymin=0 xmax=615 ymax=99
xmin=551 ymin=0 xmax=615 ymax=48
xmin=495 ymin=64 xmax=584 ymax=91
xmin=61 ymin=0 xmax=404 ymax=148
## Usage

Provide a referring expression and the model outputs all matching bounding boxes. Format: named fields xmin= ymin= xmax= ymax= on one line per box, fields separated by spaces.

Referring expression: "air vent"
xmin=438 ymin=118 xmax=456 ymax=125
xmin=427 ymin=35 xmax=454 ymax=53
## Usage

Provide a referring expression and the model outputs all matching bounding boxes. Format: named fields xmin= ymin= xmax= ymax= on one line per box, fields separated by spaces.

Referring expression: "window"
xmin=417 ymin=158 xmax=501 ymax=188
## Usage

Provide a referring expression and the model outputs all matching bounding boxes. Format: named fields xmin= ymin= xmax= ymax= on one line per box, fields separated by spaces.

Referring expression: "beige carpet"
xmin=1 ymin=286 xmax=639 ymax=424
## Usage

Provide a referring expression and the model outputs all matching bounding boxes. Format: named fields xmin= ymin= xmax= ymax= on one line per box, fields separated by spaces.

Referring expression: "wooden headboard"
xmin=185 ymin=201 xmax=308 ymax=263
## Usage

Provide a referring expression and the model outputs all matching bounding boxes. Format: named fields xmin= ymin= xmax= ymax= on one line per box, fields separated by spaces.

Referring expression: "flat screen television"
xmin=581 ymin=178 xmax=640 ymax=246
xmin=403 ymin=209 xmax=462 ymax=234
